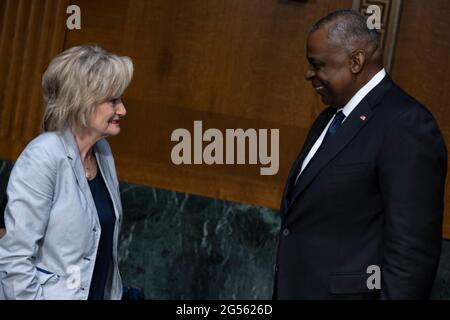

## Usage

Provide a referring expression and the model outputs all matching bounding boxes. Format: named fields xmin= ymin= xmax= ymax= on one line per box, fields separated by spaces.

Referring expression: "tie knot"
xmin=323 ymin=110 xmax=346 ymax=140
xmin=334 ymin=110 xmax=345 ymax=124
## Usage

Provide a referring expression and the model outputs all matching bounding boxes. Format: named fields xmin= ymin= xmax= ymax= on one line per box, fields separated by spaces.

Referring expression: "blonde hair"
xmin=41 ymin=45 xmax=133 ymax=132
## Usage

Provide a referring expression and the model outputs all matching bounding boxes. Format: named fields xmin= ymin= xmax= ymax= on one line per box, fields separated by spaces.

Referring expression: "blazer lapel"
xmin=286 ymin=75 xmax=394 ymax=211
xmin=60 ymin=130 xmax=122 ymax=221
xmin=59 ymin=129 xmax=98 ymax=217
xmin=95 ymin=145 xmax=121 ymax=220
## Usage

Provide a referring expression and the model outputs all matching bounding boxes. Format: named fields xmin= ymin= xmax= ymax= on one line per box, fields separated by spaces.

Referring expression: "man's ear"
xmin=350 ymin=50 xmax=365 ymax=74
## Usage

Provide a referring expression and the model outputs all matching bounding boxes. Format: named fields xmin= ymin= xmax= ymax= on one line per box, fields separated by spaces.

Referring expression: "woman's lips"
xmin=109 ymin=119 xmax=120 ymax=125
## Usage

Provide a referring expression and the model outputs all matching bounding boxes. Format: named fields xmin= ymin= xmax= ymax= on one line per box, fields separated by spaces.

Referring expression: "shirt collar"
xmin=339 ymin=68 xmax=386 ymax=117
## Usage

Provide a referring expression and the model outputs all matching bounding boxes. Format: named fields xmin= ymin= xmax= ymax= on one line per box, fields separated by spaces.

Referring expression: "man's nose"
xmin=305 ymin=66 xmax=315 ymax=81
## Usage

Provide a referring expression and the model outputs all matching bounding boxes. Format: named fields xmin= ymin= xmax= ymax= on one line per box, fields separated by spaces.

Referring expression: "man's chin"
xmin=319 ymin=94 xmax=331 ymax=106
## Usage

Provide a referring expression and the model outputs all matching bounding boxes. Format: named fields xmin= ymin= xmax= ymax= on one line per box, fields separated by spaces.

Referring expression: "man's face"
xmin=305 ymin=27 xmax=355 ymax=108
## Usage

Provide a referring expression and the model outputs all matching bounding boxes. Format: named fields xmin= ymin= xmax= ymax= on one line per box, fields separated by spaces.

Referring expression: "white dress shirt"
xmin=295 ymin=68 xmax=386 ymax=183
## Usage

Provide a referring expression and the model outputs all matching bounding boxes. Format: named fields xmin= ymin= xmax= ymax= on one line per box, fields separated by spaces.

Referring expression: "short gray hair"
xmin=310 ymin=9 xmax=380 ymax=53
xmin=41 ymin=45 xmax=134 ymax=132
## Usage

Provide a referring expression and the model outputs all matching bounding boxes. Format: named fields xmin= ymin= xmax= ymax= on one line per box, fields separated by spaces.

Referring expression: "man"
xmin=274 ymin=9 xmax=447 ymax=299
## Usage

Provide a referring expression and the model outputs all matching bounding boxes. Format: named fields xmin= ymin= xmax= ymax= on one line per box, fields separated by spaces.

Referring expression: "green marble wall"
xmin=1 ymin=159 xmax=449 ymax=299
xmin=118 ymin=183 xmax=279 ymax=299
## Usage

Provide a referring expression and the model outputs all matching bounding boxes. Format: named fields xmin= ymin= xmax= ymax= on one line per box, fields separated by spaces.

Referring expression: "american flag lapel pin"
xmin=360 ymin=115 xmax=366 ymax=121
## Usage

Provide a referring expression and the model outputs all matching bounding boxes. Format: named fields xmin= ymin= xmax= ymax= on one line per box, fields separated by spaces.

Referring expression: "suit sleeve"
xmin=0 ymin=145 xmax=55 ymax=300
xmin=378 ymin=107 xmax=447 ymax=299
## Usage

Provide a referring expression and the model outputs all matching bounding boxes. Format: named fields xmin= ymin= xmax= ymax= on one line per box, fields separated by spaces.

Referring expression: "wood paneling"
xmin=63 ymin=0 xmax=352 ymax=210
xmin=0 ymin=0 xmax=69 ymax=159
xmin=391 ymin=0 xmax=450 ymax=237
xmin=1 ymin=0 xmax=449 ymax=238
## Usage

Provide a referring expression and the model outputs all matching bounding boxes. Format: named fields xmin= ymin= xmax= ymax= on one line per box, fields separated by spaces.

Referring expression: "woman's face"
xmin=89 ymin=97 xmax=127 ymax=138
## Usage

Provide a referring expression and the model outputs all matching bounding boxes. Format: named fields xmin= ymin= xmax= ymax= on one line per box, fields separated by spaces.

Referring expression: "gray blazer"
xmin=0 ymin=130 xmax=123 ymax=299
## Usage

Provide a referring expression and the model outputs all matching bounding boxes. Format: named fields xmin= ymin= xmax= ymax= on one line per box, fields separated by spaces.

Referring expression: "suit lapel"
xmin=281 ymin=107 xmax=335 ymax=213
xmin=285 ymin=75 xmax=394 ymax=212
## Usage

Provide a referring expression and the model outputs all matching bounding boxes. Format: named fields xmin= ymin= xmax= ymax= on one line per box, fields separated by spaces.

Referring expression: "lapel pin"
xmin=360 ymin=115 xmax=366 ymax=121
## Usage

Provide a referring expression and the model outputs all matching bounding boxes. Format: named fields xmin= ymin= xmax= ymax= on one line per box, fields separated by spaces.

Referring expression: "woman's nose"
xmin=117 ymin=102 xmax=127 ymax=117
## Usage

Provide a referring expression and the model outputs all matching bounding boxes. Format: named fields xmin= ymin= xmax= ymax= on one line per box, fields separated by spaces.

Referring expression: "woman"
xmin=0 ymin=45 xmax=133 ymax=300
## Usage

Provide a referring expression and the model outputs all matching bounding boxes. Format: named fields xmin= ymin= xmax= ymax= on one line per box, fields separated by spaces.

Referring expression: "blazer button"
xmin=282 ymin=228 xmax=289 ymax=236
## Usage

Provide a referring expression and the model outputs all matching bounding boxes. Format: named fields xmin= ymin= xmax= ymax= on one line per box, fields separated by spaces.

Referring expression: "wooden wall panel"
xmin=64 ymin=0 xmax=352 ymax=210
xmin=391 ymin=0 xmax=450 ymax=237
xmin=1 ymin=0 xmax=449 ymax=238
xmin=0 ymin=0 xmax=69 ymax=159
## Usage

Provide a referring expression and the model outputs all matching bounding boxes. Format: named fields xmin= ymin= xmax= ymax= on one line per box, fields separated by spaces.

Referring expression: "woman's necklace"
xmin=84 ymin=152 xmax=95 ymax=180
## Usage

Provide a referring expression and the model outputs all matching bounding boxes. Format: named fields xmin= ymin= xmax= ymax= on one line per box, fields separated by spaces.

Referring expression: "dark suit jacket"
xmin=274 ymin=75 xmax=448 ymax=299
